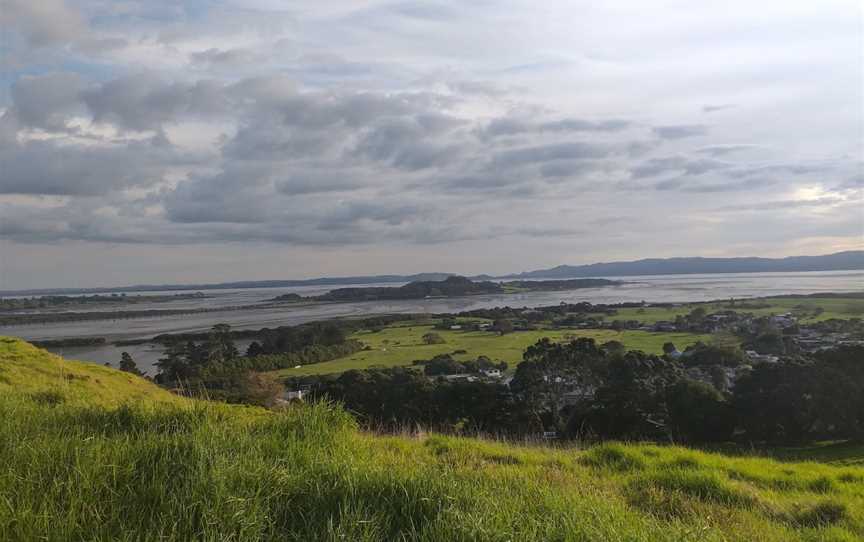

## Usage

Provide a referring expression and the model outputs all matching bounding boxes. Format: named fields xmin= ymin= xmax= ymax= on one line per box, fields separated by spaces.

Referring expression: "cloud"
xmin=0 ymin=139 xmax=185 ymax=196
xmin=8 ymin=73 xmax=87 ymax=131
xmin=0 ymin=0 xmax=861 ymax=288
xmin=82 ymin=75 xmax=230 ymax=132
xmin=480 ymin=117 xmax=632 ymax=139
xmin=190 ymin=48 xmax=258 ymax=66
xmin=652 ymin=124 xmax=709 ymax=139
xmin=0 ymin=0 xmax=87 ymax=47
xmin=695 ymin=144 xmax=761 ymax=156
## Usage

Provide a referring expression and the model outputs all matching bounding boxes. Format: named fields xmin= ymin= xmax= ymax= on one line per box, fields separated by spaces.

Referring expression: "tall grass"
xmin=1 ymin=337 xmax=863 ymax=541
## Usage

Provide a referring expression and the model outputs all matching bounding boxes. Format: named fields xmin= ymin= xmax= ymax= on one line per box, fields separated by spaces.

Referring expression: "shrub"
xmin=422 ymin=332 xmax=446 ymax=345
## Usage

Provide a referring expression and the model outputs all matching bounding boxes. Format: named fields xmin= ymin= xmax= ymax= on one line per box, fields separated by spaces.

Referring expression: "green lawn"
xmin=600 ymin=295 xmax=864 ymax=324
xmin=274 ymin=326 xmax=715 ymax=377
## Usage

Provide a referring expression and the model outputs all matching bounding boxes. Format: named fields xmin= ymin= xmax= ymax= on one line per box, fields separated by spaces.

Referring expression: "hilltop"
xmin=1 ymin=337 xmax=863 ymax=541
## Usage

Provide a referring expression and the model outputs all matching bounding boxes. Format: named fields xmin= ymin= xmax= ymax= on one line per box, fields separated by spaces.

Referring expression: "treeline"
xmin=152 ymin=319 xmax=401 ymax=405
xmin=0 ymin=292 xmax=206 ymax=311
xmin=32 ymin=337 xmax=106 ymax=348
xmin=292 ymin=339 xmax=864 ymax=445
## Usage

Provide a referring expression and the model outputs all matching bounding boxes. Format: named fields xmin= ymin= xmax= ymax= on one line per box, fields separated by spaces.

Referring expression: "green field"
xmin=604 ymin=296 xmax=864 ymax=324
xmin=274 ymin=325 xmax=716 ymax=377
xmin=2 ymin=336 xmax=863 ymax=541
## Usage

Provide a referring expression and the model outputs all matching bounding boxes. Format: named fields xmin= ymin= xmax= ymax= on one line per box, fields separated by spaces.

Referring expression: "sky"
xmin=0 ymin=0 xmax=862 ymax=289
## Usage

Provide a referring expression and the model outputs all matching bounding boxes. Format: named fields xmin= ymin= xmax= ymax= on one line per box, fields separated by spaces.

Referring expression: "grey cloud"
xmin=481 ymin=117 xmax=631 ymax=138
xmin=83 ymin=76 xmax=230 ymax=131
xmin=702 ymin=104 xmax=736 ymax=113
xmin=492 ymin=142 xmax=612 ymax=168
xmin=9 ymin=73 xmax=87 ymax=131
xmin=718 ymin=196 xmax=844 ymax=211
xmin=539 ymin=160 xmax=602 ymax=179
xmin=0 ymin=0 xmax=87 ymax=47
xmin=276 ymin=170 xmax=366 ymax=195
xmin=655 ymin=177 xmax=776 ymax=193
xmin=695 ymin=144 xmax=761 ymax=156
xmin=630 ymin=155 xmax=731 ymax=179
xmin=652 ymin=124 xmax=709 ymax=139
xmin=630 ymin=156 xmax=687 ymax=179
xmin=352 ymin=115 xmax=465 ymax=169
xmin=190 ymin=48 xmax=258 ymax=66
xmin=0 ymin=139 xmax=184 ymax=196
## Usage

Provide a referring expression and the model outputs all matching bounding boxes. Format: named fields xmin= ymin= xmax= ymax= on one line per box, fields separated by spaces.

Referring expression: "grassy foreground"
xmin=276 ymin=325 xmax=714 ymax=377
xmin=2 ymin=337 xmax=863 ymax=541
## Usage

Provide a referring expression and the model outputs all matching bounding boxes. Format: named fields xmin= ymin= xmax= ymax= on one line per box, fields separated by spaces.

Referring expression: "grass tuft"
xmin=791 ymin=500 xmax=847 ymax=527
xmin=580 ymin=443 xmax=647 ymax=472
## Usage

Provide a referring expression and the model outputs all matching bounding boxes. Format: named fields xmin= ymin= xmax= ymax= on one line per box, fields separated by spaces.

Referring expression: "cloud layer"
xmin=0 ymin=0 xmax=861 ymax=288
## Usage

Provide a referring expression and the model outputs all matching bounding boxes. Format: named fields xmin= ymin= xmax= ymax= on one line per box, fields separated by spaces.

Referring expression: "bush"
xmin=422 ymin=332 xmax=446 ymax=345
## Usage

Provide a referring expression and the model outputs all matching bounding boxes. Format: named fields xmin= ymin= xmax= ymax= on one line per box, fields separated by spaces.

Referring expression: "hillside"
xmin=509 ymin=251 xmax=864 ymax=278
xmin=316 ymin=275 xmax=504 ymax=302
xmin=1 ymin=337 xmax=863 ymax=541
xmin=0 ymin=337 xmax=182 ymax=408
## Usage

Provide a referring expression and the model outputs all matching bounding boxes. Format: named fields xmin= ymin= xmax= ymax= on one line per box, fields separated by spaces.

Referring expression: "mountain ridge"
xmin=2 ymin=251 xmax=861 ymax=296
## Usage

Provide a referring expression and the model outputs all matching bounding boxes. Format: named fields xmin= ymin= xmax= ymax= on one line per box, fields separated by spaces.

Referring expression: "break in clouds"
xmin=0 ymin=0 xmax=861 ymax=287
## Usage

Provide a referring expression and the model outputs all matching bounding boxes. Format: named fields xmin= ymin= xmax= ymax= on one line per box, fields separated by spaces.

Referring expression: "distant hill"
xmin=3 ymin=251 xmax=860 ymax=296
xmin=315 ymin=276 xmax=504 ymax=302
xmin=504 ymin=251 xmax=864 ymax=279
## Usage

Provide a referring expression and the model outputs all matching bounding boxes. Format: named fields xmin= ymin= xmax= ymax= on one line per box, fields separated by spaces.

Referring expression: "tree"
xmin=492 ymin=319 xmax=514 ymax=335
xmin=246 ymin=341 xmax=264 ymax=357
xmin=239 ymin=372 xmax=284 ymax=408
xmin=422 ymin=332 xmax=446 ymax=345
xmin=662 ymin=342 xmax=677 ymax=355
xmin=665 ymin=379 xmax=734 ymax=443
xmin=155 ymin=342 xmax=191 ymax=384
xmin=511 ymin=338 xmax=606 ymax=431
xmin=601 ymin=340 xmax=625 ymax=356
xmin=119 ymin=351 xmax=143 ymax=376
xmin=577 ymin=351 xmax=680 ymax=440
xmin=206 ymin=323 xmax=238 ymax=365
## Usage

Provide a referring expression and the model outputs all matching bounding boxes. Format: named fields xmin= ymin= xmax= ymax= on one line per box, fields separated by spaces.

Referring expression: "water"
xmin=4 ymin=270 xmax=861 ymax=374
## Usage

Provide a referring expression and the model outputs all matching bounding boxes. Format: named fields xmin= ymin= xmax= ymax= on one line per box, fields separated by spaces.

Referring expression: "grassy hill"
xmin=0 ymin=337 xmax=183 ymax=408
xmin=1 ymin=336 xmax=863 ymax=541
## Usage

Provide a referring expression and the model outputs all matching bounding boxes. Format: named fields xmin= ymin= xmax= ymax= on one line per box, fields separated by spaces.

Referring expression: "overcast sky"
xmin=1 ymin=0 xmax=862 ymax=289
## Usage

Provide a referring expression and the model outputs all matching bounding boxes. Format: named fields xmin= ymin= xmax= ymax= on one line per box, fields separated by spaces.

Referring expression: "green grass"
xmin=0 ymin=337 xmax=183 ymax=408
xmin=605 ymin=296 xmax=864 ymax=324
xmin=2 ymin=336 xmax=864 ymax=541
xmin=274 ymin=326 xmax=715 ymax=377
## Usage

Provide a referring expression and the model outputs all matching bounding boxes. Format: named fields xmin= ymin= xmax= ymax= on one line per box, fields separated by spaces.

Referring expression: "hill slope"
xmin=1 ymin=337 xmax=863 ymax=541
xmin=0 ymin=337 xmax=182 ymax=408
xmin=509 ymin=250 xmax=864 ymax=278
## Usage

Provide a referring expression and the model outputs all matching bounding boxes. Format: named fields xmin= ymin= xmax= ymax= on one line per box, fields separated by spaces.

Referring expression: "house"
xmin=449 ymin=325 xmax=462 ymax=330
xmin=653 ymin=321 xmax=677 ymax=332
xmin=481 ymin=368 xmax=502 ymax=378
xmin=440 ymin=374 xmax=478 ymax=382
xmin=771 ymin=313 xmax=797 ymax=329
xmin=745 ymin=350 xmax=779 ymax=364
xmin=284 ymin=390 xmax=305 ymax=401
